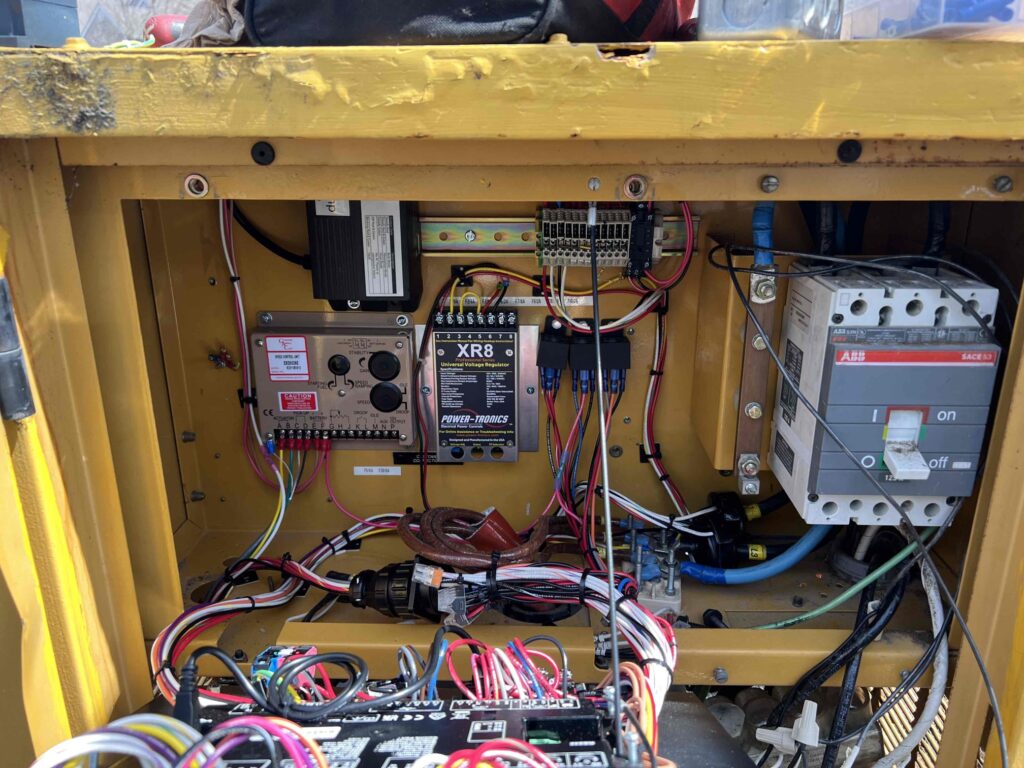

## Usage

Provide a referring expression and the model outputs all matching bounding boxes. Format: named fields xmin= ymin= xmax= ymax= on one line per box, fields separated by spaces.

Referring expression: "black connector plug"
xmin=172 ymin=661 xmax=200 ymax=728
xmin=537 ymin=318 xmax=570 ymax=392
xmin=349 ymin=561 xmax=441 ymax=622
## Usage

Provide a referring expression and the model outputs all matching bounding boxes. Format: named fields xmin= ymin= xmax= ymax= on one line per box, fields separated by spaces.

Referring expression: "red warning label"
xmin=835 ymin=349 xmax=998 ymax=366
xmin=278 ymin=392 xmax=318 ymax=412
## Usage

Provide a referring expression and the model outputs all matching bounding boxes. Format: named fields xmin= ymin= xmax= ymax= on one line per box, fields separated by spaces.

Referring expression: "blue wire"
xmin=427 ymin=639 xmax=447 ymax=699
xmin=511 ymin=643 xmax=545 ymax=699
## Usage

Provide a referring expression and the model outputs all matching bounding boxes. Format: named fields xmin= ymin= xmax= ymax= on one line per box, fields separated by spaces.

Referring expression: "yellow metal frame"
xmin=0 ymin=41 xmax=1023 ymax=765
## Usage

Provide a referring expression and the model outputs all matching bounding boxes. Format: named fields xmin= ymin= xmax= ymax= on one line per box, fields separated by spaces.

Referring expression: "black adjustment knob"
xmin=368 ymin=351 xmax=401 ymax=381
xmin=370 ymin=383 xmax=403 ymax=413
xmin=328 ymin=354 xmax=351 ymax=376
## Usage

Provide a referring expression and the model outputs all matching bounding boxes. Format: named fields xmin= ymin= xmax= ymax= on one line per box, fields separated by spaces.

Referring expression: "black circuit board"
xmin=200 ymin=698 xmax=613 ymax=768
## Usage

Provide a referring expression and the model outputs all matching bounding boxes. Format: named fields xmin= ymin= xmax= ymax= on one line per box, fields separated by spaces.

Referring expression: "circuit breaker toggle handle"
xmin=883 ymin=409 xmax=931 ymax=481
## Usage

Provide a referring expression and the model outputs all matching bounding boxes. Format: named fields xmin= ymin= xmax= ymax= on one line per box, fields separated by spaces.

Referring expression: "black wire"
xmin=267 ymin=652 xmax=368 ymax=722
xmin=523 ymin=635 xmax=571 ymax=696
xmin=785 ymin=747 xmax=806 ymax=768
xmin=232 ymin=204 xmax=311 ymax=269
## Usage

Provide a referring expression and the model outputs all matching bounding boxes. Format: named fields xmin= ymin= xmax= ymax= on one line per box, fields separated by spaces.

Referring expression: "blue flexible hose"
xmin=679 ymin=525 xmax=831 ymax=585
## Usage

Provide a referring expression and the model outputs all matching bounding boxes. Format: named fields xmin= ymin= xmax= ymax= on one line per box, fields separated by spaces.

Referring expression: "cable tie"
xmin=659 ymin=473 xmax=671 ymax=482
xmin=638 ymin=657 xmax=674 ymax=674
xmin=649 ymin=369 xmax=664 ymax=376
xmin=486 ymin=552 xmax=501 ymax=604
xmin=614 ymin=593 xmax=634 ymax=611
xmin=638 ymin=444 xmax=663 ymax=464
xmin=157 ymin=661 xmax=176 ymax=675
xmin=244 ymin=596 xmax=257 ymax=613
xmin=321 ymin=537 xmax=338 ymax=556
xmin=654 ymin=302 xmax=669 ymax=316
xmin=237 ymin=388 xmax=258 ymax=409
xmin=579 ymin=568 xmax=592 ymax=605
xmin=229 ymin=275 xmax=241 ymax=284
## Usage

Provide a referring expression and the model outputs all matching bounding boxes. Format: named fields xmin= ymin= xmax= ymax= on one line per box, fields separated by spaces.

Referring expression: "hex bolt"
xmin=665 ymin=548 xmax=678 ymax=597
xmin=464 ymin=230 xmax=477 ymax=243
xmin=752 ymin=334 xmax=767 ymax=351
xmin=993 ymin=175 xmax=1014 ymax=194
xmin=754 ymin=281 xmax=777 ymax=301
xmin=347 ymin=300 xmax=361 ymax=310
xmin=395 ymin=315 xmax=410 ymax=327
xmin=740 ymin=459 xmax=760 ymax=477
xmin=190 ymin=491 xmax=206 ymax=502
xmin=759 ymin=175 xmax=780 ymax=194
xmin=400 ymin=434 xmax=408 ymax=441
xmin=744 ymin=402 xmax=764 ymax=420
xmin=587 ymin=177 xmax=602 ymax=191
xmin=180 ymin=431 xmax=197 ymax=443
xmin=258 ymin=312 xmax=273 ymax=325
xmin=713 ymin=667 xmax=729 ymax=685
xmin=742 ymin=481 xmax=758 ymax=495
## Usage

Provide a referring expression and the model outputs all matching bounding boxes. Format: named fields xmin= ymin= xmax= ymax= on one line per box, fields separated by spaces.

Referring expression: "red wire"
xmin=324 ymin=450 xmax=396 ymax=529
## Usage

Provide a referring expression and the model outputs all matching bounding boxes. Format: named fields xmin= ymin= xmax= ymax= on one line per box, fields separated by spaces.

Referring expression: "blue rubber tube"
xmin=678 ymin=525 xmax=831 ymax=585
xmin=752 ymin=202 xmax=776 ymax=267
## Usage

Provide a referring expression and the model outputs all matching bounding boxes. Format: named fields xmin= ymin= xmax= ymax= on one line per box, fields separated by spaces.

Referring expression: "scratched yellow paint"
xmin=0 ymin=42 xmax=1022 ymax=140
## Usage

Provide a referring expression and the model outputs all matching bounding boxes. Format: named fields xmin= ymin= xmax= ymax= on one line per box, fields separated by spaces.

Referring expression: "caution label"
xmin=279 ymin=391 xmax=318 ymax=412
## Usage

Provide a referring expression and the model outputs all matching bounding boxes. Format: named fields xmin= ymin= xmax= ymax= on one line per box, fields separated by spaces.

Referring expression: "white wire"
xmin=572 ymin=483 xmax=716 ymax=537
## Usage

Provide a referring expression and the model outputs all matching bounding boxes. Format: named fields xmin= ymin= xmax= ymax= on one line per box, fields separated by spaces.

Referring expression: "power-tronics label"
xmin=266 ymin=336 xmax=309 ymax=381
xmin=434 ymin=330 xmax=517 ymax=448
xmin=279 ymin=391 xmax=318 ymax=412
xmin=361 ymin=201 xmax=404 ymax=299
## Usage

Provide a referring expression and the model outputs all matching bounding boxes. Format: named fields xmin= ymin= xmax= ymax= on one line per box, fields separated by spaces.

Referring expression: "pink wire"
xmin=324 ymin=453 xmax=397 ymax=529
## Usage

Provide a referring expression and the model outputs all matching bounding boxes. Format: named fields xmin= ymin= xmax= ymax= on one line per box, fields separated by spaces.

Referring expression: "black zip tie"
xmin=230 ymin=275 xmax=241 ymax=283
xmin=615 ymin=593 xmax=633 ymax=611
xmin=638 ymin=657 xmax=674 ymax=674
xmin=237 ymin=388 xmax=257 ymax=409
xmin=579 ymin=569 xmax=592 ymax=605
xmin=654 ymin=302 xmax=669 ymax=316
xmin=659 ymin=473 xmax=671 ymax=482
xmin=639 ymin=444 xmax=662 ymax=463
xmin=649 ymin=369 xmax=664 ymax=376
xmin=157 ymin=661 xmax=176 ymax=675
xmin=486 ymin=552 xmax=500 ymax=604
xmin=321 ymin=537 xmax=338 ymax=556
xmin=243 ymin=596 xmax=257 ymax=613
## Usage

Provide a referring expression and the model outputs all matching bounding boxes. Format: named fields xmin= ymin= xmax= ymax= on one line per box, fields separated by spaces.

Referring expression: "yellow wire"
xmin=458 ymin=291 xmax=482 ymax=313
xmin=465 ymin=266 xmax=622 ymax=294
xmin=448 ymin=288 xmax=457 ymax=314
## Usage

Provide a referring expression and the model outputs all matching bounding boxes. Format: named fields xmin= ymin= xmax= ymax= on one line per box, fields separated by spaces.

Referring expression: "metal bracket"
xmin=750 ymin=266 xmax=778 ymax=305
xmin=738 ymin=452 xmax=761 ymax=496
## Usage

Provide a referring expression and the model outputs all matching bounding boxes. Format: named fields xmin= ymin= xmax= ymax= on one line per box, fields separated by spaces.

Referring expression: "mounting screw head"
xmin=420 ymin=385 xmax=432 ymax=395
xmin=994 ymin=175 xmax=1014 ymax=194
xmin=713 ymin=667 xmax=729 ymax=684
xmin=347 ymin=300 xmax=361 ymax=310
xmin=754 ymin=281 xmax=777 ymax=301
xmin=251 ymin=141 xmax=276 ymax=166
xmin=623 ymin=174 xmax=649 ymax=200
xmin=740 ymin=459 xmax=760 ymax=477
xmin=587 ymin=177 xmax=602 ymax=191
xmin=208 ymin=277 xmax=217 ymax=286
xmin=180 ymin=431 xmax=197 ymax=443
xmin=258 ymin=312 xmax=273 ymax=325
xmin=189 ymin=490 xmax=206 ymax=502
xmin=464 ymin=230 xmax=477 ymax=243
xmin=626 ymin=327 xmax=636 ymax=336
xmin=752 ymin=334 xmax=767 ymax=351
xmin=526 ymin=386 xmax=536 ymax=395
xmin=395 ymin=315 xmax=410 ymax=327
xmin=400 ymin=434 xmax=408 ymax=441
xmin=759 ymin=175 xmax=780 ymax=194
xmin=255 ymin=339 xmax=264 ymax=347
xmin=233 ymin=648 xmax=248 ymax=661
xmin=623 ymin=416 xmax=632 ymax=425
xmin=744 ymin=402 xmax=764 ymax=420
xmin=742 ymin=481 xmax=759 ymax=495
xmin=609 ymin=445 xmax=623 ymax=458
xmin=837 ymin=139 xmax=863 ymax=164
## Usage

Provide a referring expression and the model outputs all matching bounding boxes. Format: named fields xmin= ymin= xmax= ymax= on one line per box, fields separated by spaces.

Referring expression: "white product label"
xmin=300 ymin=726 xmax=343 ymax=740
xmin=361 ymin=201 xmax=404 ymax=298
xmin=498 ymin=295 xmax=594 ymax=307
xmin=314 ymin=199 xmax=351 ymax=216
xmin=266 ymin=336 xmax=309 ymax=381
xmin=952 ymin=461 xmax=972 ymax=470
xmin=354 ymin=466 xmax=402 ymax=476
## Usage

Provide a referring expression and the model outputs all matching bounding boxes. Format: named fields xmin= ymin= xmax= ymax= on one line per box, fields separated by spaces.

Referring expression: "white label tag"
xmin=266 ymin=336 xmax=309 ymax=381
xmin=498 ymin=295 xmax=593 ymax=307
xmin=354 ymin=466 xmax=402 ymax=476
xmin=361 ymin=201 xmax=404 ymax=298
xmin=314 ymin=199 xmax=350 ymax=216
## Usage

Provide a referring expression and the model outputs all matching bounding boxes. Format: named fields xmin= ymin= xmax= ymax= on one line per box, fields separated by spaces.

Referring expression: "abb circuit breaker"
xmin=770 ymin=267 xmax=1000 ymax=527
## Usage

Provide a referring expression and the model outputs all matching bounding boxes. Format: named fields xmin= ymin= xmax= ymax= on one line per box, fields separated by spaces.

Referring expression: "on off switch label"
xmin=266 ymin=336 xmax=310 ymax=381
xmin=434 ymin=331 xmax=517 ymax=448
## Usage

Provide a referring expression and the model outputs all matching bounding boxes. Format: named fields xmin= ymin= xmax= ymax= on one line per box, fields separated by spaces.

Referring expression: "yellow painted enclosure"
xmin=0 ymin=39 xmax=1023 ymax=767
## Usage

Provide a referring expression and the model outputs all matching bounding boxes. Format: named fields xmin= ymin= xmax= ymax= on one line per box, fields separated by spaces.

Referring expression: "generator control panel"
xmin=251 ymin=312 xmax=417 ymax=449
xmin=771 ymin=266 xmax=1000 ymax=526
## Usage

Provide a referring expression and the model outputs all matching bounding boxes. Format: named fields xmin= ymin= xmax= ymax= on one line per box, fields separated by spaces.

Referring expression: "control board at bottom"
xmin=201 ymin=699 xmax=611 ymax=768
